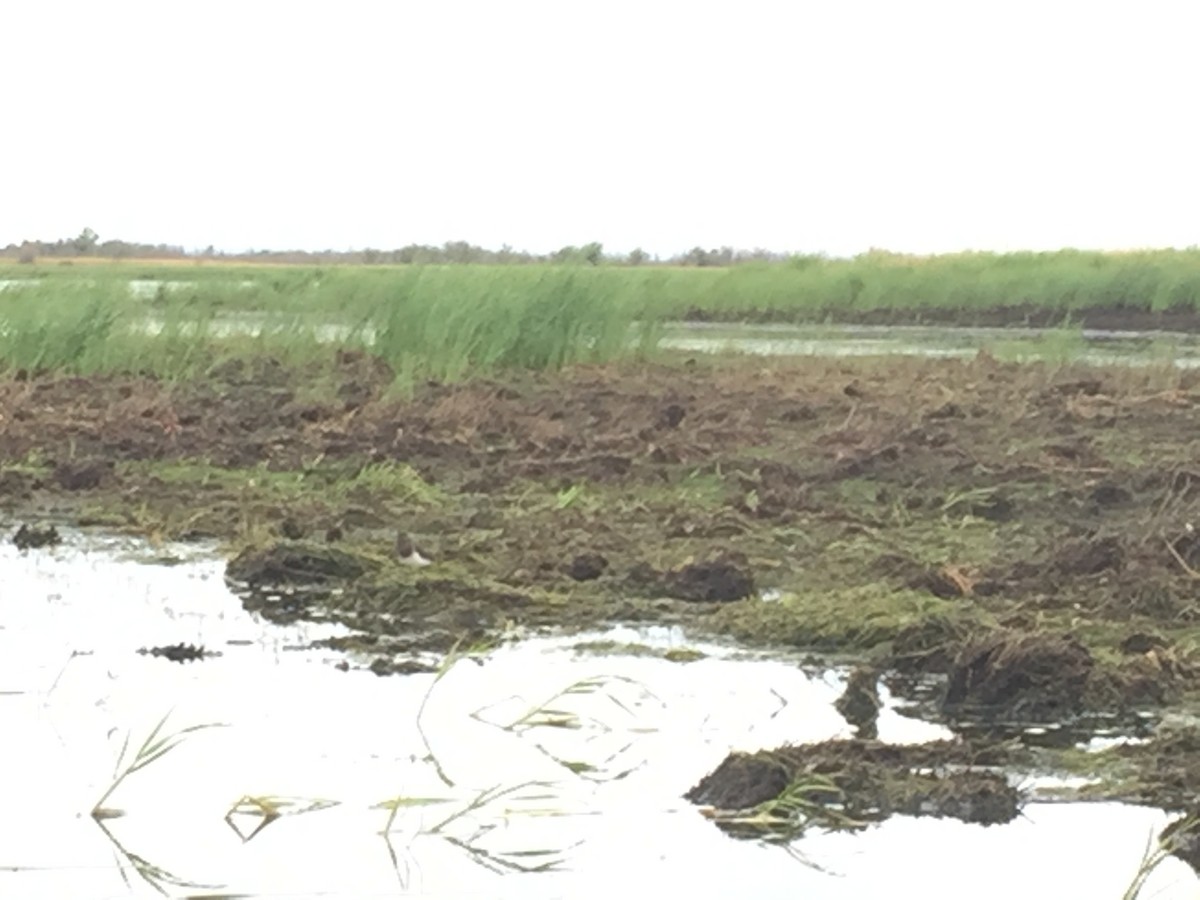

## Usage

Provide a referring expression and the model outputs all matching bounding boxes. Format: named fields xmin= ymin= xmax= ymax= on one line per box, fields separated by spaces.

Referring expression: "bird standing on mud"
xmin=395 ymin=532 xmax=432 ymax=567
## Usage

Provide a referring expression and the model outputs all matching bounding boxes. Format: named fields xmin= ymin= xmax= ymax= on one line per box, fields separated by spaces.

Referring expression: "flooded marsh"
xmin=2 ymin=530 xmax=1196 ymax=898
xmin=3 ymin=304 xmax=1200 ymax=895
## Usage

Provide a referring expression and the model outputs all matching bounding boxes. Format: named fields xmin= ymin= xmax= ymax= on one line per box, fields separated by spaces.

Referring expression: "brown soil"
xmin=686 ymin=739 xmax=1021 ymax=831
xmin=2 ymin=351 xmax=1200 ymax=718
xmin=942 ymin=632 xmax=1094 ymax=721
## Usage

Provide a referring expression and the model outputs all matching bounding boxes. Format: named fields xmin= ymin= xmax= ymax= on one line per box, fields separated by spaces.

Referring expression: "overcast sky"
xmin=4 ymin=1 xmax=1198 ymax=257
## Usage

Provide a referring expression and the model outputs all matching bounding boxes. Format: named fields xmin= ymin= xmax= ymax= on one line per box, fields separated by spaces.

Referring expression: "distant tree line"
xmin=2 ymin=229 xmax=801 ymax=267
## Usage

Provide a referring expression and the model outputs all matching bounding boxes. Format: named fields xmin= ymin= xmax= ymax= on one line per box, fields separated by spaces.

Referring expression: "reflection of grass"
xmin=469 ymin=672 xmax=664 ymax=783
xmin=224 ymin=794 xmax=340 ymax=842
xmin=370 ymin=641 xmax=655 ymax=883
xmin=93 ymin=815 xmax=225 ymax=897
xmin=88 ymin=713 xmax=228 ymax=896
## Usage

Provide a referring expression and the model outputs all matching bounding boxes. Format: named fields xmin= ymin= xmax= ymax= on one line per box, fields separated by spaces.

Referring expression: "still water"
xmin=1 ymin=528 xmax=1195 ymax=898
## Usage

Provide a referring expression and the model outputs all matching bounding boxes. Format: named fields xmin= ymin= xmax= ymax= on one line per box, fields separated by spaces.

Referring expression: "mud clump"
xmin=942 ymin=631 xmax=1093 ymax=721
xmin=836 ymin=667 xmax=881 ymax=739
xmin=226 ymin=541 xmax=371 ymax=589
xmin=1089 ymin=482 xmax=1133 ymax=508
xmin=136 ymin=643 xmax=216 ymax=663
xmin=1054 ymin=535 xmax=1125 ymax=576
xmin=1170 ymin=531 xmax=1200 ymax=570
xmin=1163 ymin=810 xmax=1200 ymax=873
xmin=656 ymin=403 xmax=686 ymax=429
xmin=279 ymin=517 xmax=305 ymax=540
xmin=909 ymin=563 xmax=976 ymax=599
xmin=625 ymin=552 xmax=755 ymax=602
xmin=968 ymin=492 xmax=1016 ymax=522
xmin=686 ymin=752 xmax=791 ymax=811
xmin=566 ymin=553 xmax=609 ymax=582
xmin=1096 ymin=725 xmax=1200 ymax=813
xmin=664 ymin=553 xmax=756 ymax=602
xmin=368 ymin=656 xmax=438 ymax=677
xmin=0 ymin=470 xmax=36 ymax=499
xmin=13 ymin=523 xmax=61 ymax=550
xmin=1120 ymin=632 xmax=1170 ymax=655
xmin=687 ymin=739 xmax=1021 ymax=829
xmin=53 ymin=458 xmax=114 ymax=491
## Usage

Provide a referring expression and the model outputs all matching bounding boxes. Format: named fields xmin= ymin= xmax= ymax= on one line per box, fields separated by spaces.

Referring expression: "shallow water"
xmin=0 ymin=528 xmax=1196 ymax=898
xmin=131 ymin=312 xmax=1200 ymax=368
xmin=657 ymin=321 xmax=1200 ymax=368
xmin=8 ymin=271 xmax=1200 ymax=366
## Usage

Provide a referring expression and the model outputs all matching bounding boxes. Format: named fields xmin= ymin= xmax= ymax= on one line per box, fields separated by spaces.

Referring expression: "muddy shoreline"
xmin=4 ymin=350 xmax=1200 ymax=824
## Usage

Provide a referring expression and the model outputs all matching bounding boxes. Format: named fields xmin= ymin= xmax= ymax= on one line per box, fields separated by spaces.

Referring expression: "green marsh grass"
xmin=8 ymin=247 xmax=1200 ymax=320
xmin=371 ymin=266 xmax=656 ymax=387
xmin=6 ymin=249 xmax=1200 ymax=384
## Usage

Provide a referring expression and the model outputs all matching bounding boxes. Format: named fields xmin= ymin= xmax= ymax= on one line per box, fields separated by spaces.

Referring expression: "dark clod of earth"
xmin=226 ymin=541 xmax=370 ymax=589
xmin=687 ymin=739 xmax=1021 ymax=831
xmin=53 ymin=458 xmax=114 ymax=491
xmin=136 ymin=643 xmax=216 ymax=663
xmin=626 ymin=551 xmax=755 ymax=602
xmin=836 ymin=667 xmax=882 ymax=739
xmin=942 ymin=631 xmax=1093 ymax=721
xmin=566 ymin=553 xmax=609 ymax=581
xmin=13 ymin=523 xmax=61 ymax=550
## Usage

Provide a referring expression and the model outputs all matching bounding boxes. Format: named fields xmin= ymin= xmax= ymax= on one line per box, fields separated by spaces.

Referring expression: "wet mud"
xmin=3 ymin=350 xmax=1200 ymax=802
xmin=686 ymin=738 xmax=1021 ymax=832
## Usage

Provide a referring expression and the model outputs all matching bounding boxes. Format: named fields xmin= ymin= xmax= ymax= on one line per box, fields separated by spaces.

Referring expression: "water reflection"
xmin=0 ymin=529 xmax=1196 ymax=898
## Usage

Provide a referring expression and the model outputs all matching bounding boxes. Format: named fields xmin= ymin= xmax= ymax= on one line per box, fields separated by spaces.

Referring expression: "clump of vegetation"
xmin=687 ymin=739 xmax=1023 ymax=837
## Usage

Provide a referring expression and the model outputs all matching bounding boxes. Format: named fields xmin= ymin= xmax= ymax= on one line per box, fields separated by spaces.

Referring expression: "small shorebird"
xmin=395 ymin=532 xmax=432 ymax=567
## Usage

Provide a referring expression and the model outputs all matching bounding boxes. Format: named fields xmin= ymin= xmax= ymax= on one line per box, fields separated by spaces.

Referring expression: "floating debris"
xmin=136 ymin=643 xmax=218 ymax=663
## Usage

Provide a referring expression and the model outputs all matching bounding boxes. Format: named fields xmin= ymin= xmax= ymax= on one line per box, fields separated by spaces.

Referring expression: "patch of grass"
xmin=6 ymin=249 xmax=1200 ymax=383
xmin=711 ymin=586 xmax=986 ymax=651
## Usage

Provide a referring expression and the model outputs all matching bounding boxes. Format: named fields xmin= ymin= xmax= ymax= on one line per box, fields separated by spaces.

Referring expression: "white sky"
xmin=3 ymin=0 xmax=1198 ymax=257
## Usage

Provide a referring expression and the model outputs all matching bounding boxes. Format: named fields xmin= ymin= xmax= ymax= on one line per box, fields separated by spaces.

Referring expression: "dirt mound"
xmin=685 ymin=752 xmax=792 ymax=811
xmin=565 ymin=553 xmax=608 ymax=582
xmin=1053 ymin=535 xmax=1125 ymax=576
xmin=12 ymin=523 xmax=60 ymax=550
xmin=666 ymin=555 xmax=755 ymax=602
xmin=1163 ymin=810 xmax=1200 ymax=872
xmin=53 ymin=458 xmax=114 ymax=491
xmin=942 ymin=631 xmax=1093 ymax=721
xmin=835 ymin=667 xmax=882 ymax=738
xmin=627 ymin=551 xmax=756 ymax=602
xmin=686 ymin=739 xmax=1021 ymax=829
xmin=226 ymin=541 xmax=371 ymax=589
